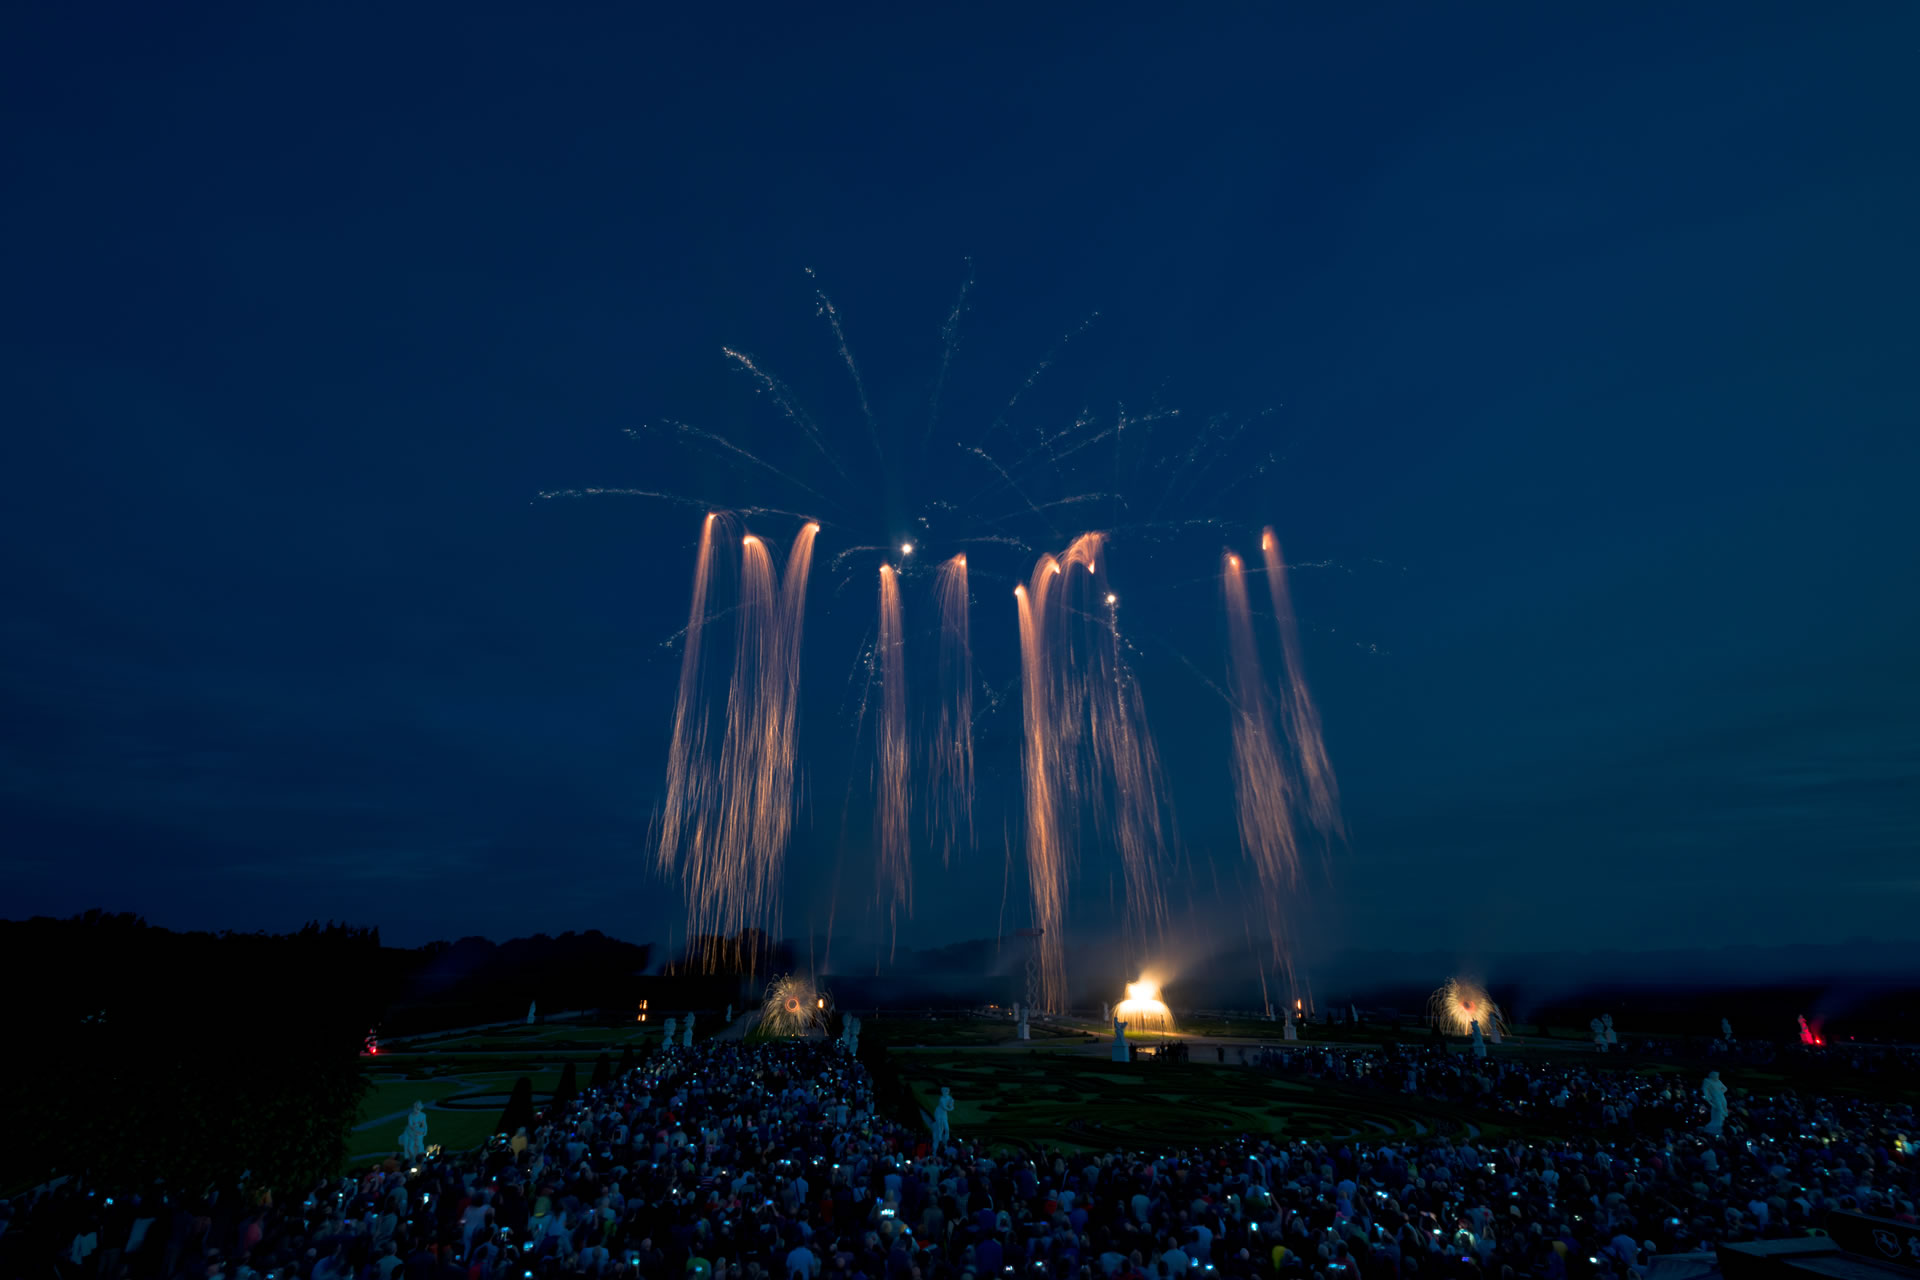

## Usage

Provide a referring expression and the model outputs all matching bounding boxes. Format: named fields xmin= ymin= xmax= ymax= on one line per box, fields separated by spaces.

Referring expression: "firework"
xmin=1261 ymin=529 xmax=1343 ymax=845
xmin=1014 ymin=535 xmax=1173 ymax=1010
xmin=670 ymin=521 xmax=817 ymax=969
xmin=1223 ymin=551 xmax=1301 ymax=940
xmin=583 ymin=270 xmax=1348 ymax=989
xmin=761 ymin=973 xmax=832 ymax=1037
xmin=1113 ymin=977 xmax=1175 ymax=1034
xmin=656 ymin=512 xmax=724 ymax=877
xmin=876 ymin=564 xmax=911 ymax=928
xmin=1428 ymin=978 xmax=1507 ymax=1038
xmin=930 ymin=554 xmax=974 ymax=864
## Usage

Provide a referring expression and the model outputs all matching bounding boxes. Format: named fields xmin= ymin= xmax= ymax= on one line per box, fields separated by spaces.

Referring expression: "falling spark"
xmin=1261 ymin=527 xmax=1344 ymax=843
xmin=631 ymin=421 xmax=839 ymax=511
xmin=931 ymin=554 xmax=974 ymax=864
xmin=539 ymin=488 xmax=822 ymax=524
xmin=876 ymin=564 xmax=911 ymax=927
xmin=808 ymin=273 xmax=882 ymax=456
xmin=1014 ymin=563 xmax=1067 ymax=1012
xmin=1223 ymin=549 xmax=1301 ymax=961
xmin=722 ymin=346 xmax=850 ymax=480
xmin=964 ymin=446 xmax=1057 ymax=532
xmin=673 ymin=519 xmax=816 ymax=970
xmin=657 ymin=512 xmax=726 ymax=875
xmin=924 ymin=257 xmax=974 ymax=451
xmin=1015 ymin=534 xmax=1172 ymax=1010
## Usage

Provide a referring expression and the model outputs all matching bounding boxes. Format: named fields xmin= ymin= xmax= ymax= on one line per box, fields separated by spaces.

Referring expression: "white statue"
xmin=1283 ymin=1007 xmax=1298 ymax=1041
xmin=1489 ymin=1019 xmax=1503 ymax=1045
xmin=1721 ymin=1017 xmax=1733 ymax=1042
xmin=845 ymin=1014 xmax=860 ymax=1054
xmin=1702 ymin=1070 xmax=1728 ymax=1135
xmin=663 ymin=1016 xmax=677 ymax=1046
xmin=1590 ymin=1017 xmax=1606 ymax=1052
xmin=682 ymin=1013 xmax=695 ymax=1047
xmin=398 ymin=1101 xmax=429 ymax=1161
xmin=527 ymin=1001 xmax=537 ymax=1025
xmin=726 ymin=1004 xmax=733 ymax=1025
xmin=1470 ymin=1020 xmax=1486 ymax=1059
xmin=1016 ymin=1004 xmax=1030 ymax=1041
xmin=929 ymin=1086 xmax=954 ymax=1146
xmin=1349 ymin=1004 xmax=1360 ymax=1026
xmin=1111 ymin=1017 xmax=1129 ymax=1062
xmin=1603 ymin=1013 xmax=1617 ymax=1046
xmin=1101 ymin=1002 xmax=1110 ymax=1024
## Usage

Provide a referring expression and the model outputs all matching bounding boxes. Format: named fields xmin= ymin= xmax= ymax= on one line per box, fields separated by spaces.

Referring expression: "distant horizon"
xmin=16 ymin=907 xmax=1917 ymax=982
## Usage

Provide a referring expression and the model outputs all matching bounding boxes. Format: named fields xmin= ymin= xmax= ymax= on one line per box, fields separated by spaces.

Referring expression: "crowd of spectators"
xmin=3 ymin=1031 xmax=1914 ymax=1280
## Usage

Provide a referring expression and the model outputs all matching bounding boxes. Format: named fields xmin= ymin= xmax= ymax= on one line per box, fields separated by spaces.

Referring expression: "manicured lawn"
xmin=858 ymin=1015 xmax=1088 ymax=1048
xmin=891 ymin=1048 xmax=1461 ymax=1154
xmin=347 ymin=1059 xmax=574 ymax=1171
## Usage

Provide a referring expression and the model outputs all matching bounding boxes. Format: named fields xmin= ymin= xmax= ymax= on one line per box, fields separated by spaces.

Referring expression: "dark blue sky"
xmin=3 ymin=6 xmax=1916 ymax=959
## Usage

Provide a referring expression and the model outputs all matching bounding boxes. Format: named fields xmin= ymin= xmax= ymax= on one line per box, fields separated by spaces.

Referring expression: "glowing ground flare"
xmin=1114 ymin=978 xmax=1175 ymax=1034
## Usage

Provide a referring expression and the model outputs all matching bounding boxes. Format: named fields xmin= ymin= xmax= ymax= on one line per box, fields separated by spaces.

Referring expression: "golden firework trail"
xmin=1014 ymin=561 xmax=1067 ymax=1012
xmin=670 ymin=517 xmax=817 ymax=970
xmin=876 ymin=564 xmax=912 ymax=927
xmin=931 ymin=554 xmax=974 ymax=864
xmin=1014 ymin=534 xmax=1172 ymax=1011
xmin=1261 ymin=528 xmax=1343 ymax=844
xmin=657 ymin=512 xmax=726 ymax=876
xmin=1223 ymin=549 xmax=1302 ymax=956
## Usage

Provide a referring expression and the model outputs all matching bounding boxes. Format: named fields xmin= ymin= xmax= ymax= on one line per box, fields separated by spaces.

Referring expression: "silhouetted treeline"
xmin=1 ymin=912 xmax=660 ymax=1193
xmin=1 ymin=911 xmax=389 ymax=1196
xmin=392 ymin=929 xmax=652 ymax=1034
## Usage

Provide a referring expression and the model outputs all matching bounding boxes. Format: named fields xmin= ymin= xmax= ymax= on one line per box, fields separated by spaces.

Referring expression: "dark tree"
xmin=589 ymin=1052 xmax=611 ymax=1092
xmin=1 ymin=913 xmax=388 ymax=1196
xmin=552 ymin=1061 xmax=578 ymax=1110
xmin=497 ymin=1076 xmax=536 ymax=1136
xmin=618 ymin=1045 xmax=635 ymax=1077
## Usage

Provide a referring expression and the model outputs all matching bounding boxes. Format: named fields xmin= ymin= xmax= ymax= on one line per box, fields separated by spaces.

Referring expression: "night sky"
xmin=3 ymin=7 xmax=1916 ymax=961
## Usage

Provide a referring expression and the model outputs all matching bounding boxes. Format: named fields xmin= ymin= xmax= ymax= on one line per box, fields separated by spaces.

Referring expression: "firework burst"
xmin=760 ymin=973 xmax=832 ymax=1037
xmin=1428 ymin=978 xmax=1506 ymax=1038
xmin=556 ymin=264 xmax=1350 ymax=995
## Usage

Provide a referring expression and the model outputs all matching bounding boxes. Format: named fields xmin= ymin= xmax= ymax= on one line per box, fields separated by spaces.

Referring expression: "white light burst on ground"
xmin=1114 ymin=977 xmax=1175 ymax=1033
